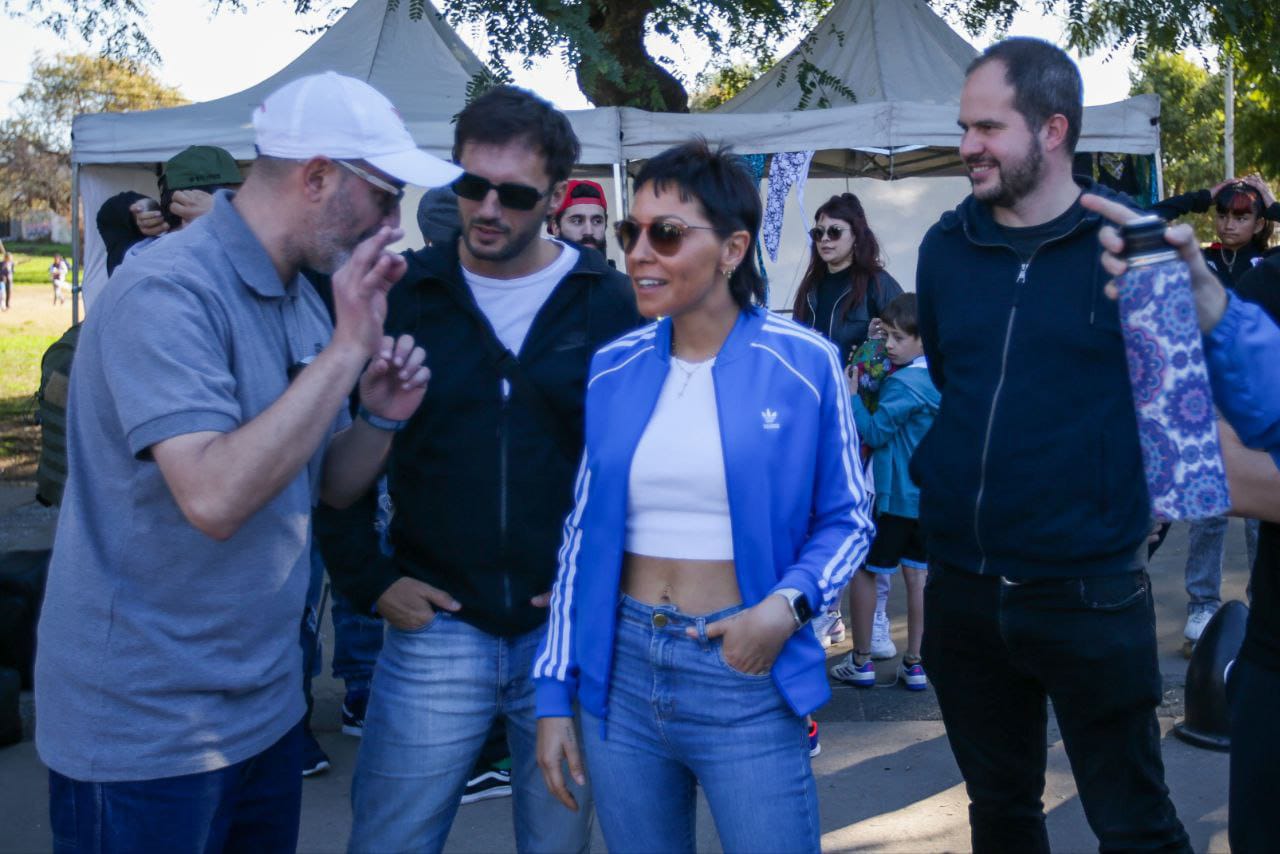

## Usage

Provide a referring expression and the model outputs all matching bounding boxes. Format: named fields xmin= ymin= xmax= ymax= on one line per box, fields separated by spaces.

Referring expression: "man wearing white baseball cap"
xmin=36 ymin=72 xmax=456 ymax=852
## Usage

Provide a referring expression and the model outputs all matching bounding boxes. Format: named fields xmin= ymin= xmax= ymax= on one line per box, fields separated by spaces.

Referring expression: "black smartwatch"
xmin=773 ymin=588 xmax=813 ymax=629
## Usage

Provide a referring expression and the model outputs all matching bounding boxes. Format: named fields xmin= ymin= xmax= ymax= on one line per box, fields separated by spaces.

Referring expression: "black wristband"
xmin=357 ymin=405 xmax=409 ymax=432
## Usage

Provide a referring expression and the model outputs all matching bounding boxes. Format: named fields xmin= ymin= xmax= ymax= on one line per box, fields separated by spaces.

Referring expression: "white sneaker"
xmin=1184 ymin=607 xmax=1217 ymax=643
xmin=870 ymin=610 xmax=897 ymax=660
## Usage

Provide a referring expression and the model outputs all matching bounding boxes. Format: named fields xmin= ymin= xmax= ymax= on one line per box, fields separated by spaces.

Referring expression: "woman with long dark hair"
xmin=793 ymin=193 xmax=902 ymax=658
xmin=532 ymin=141 xmax=873 ymax=852
xmin=792 ymin=193 xmax=903 ymax=366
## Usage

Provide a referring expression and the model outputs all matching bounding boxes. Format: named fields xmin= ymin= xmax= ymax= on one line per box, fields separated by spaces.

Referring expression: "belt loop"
xmin=695 ymin=615 xmax=709 ymax=647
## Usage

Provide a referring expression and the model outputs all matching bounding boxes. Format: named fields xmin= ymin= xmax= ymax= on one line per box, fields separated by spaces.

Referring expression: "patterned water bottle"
xmin=1117 ymin=214 xmax=1231 ymax=520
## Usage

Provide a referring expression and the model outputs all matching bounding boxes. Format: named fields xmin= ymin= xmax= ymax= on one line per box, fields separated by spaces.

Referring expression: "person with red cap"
xmin=548 ymin=178 xmax=609 ymax=254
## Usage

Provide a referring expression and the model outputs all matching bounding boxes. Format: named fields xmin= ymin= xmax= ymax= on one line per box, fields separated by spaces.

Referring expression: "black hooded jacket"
xmin=315 ymin=241 xmax=640 ymax=636
xmin=911 ymin=180 xmax=1151 ymax=578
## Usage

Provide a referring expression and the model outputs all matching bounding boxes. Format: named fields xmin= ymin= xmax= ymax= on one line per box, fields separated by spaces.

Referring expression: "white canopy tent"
xmin=69 ymin=0 xmax=626 ymax=313
xmin=69 ymin=0 xmax=1160 ymax=314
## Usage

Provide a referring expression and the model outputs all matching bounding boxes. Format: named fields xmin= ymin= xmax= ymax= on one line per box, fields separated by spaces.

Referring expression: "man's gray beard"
xmin=972 ymin=136 xmax=1044 ymax=209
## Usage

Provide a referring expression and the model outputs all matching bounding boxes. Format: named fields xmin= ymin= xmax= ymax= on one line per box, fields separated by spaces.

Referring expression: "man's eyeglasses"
xmin=614 ymin=219 xmax=718 ymax=256
xmin=451 ymin=172 xmax=550 ymax=211
xmin=809 ymin=225 xmax=847 ymax=242
xmin=336 ymin=160 xmax=405 ymax=215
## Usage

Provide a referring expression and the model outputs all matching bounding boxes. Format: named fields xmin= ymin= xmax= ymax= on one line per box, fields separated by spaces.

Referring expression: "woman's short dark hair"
xmin=453 ymin=86 xmax=580 ymax=186
xmin=631 ymin=139 xmax=765 ymax=310
xmin=879 ymin=293 xmax=919 ymax=338
xmin=791 ymin=193 xmax=884 ymax=325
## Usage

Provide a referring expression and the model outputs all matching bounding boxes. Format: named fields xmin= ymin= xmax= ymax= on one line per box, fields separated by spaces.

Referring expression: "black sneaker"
xmin=460 ymin=767 xmax=512 ymax=805
xmin=341 ymin=688 xmax=369 ymax=737
xmin=301 ymin=730 xmax=331 ymax=778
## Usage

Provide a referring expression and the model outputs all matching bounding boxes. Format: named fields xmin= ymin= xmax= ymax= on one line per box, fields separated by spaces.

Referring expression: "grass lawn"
xmin=2 ymin=241 xmax=77 ymax=483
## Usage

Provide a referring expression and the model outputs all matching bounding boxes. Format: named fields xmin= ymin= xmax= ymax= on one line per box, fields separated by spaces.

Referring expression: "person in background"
xmin=0 ymin=251 xmax=13 ymax=311
xmin=1150 ymin=176 xmax=1275 ymax=645
xmin=547 ymin=178 xmax=609 ymax=255
xmin=791 ymin=192 xmax=904 ymax=657
xmin=914 ymin=38 xmax=1189 ymax=852
xmin=96 ymin=145 xmax=245 ymax=276
xmin=534 ymin=139 xmax=873 ymax=852
xmin=48 ymin=253 xmax=69 ymax=305
xmin=832 ymin=293 xmax=939 ymax=692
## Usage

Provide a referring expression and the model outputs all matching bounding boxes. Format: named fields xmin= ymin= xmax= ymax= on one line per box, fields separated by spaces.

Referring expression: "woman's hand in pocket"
xmin=694 ymin=595 xmax=796 ymax=675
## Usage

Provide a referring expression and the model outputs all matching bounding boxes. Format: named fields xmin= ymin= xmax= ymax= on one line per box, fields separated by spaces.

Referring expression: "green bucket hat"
xmin=161 ymin=146 xmax=243 ymax=190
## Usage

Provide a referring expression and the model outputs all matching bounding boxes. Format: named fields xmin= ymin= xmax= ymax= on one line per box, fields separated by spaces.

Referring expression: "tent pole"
xmin=1154 ymin=143 xmax=1165 ymax=200
xmin=71 ymin=163 xmax=81 ymax=326
xmin=612 ymin=162 xmax=629 ymax=220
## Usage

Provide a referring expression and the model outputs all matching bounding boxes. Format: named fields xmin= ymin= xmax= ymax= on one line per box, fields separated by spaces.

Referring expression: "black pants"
xmin=1228 ymin=655 xmax=1280 ymax=851
xmin=922 ymin=564 xmax=1190 ymax=853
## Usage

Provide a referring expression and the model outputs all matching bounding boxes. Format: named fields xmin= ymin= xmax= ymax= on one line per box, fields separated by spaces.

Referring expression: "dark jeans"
xmin=49 ymin=718 xmax=304 ymax=853
xmin=922 ymin=564 xmax=1190 ymax=853
xmin=1228 ymin=656 xmax=1280 ymax=851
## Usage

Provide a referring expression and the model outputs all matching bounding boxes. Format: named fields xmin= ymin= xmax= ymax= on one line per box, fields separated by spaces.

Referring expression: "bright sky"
xmin=0 ymin=1 xmax=1151 ymax=123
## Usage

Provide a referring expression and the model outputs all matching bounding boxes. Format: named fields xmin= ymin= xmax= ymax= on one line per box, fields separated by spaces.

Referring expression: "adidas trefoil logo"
xmin=762 ymin=408 xmax=780 ymax=430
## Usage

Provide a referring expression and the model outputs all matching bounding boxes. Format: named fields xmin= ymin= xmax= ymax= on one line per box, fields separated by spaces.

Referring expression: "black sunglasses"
xmin=810 ymin=225 xmax=847 ymax=242
xmin=451 ymin=172 xmax=550 ymax=211
xmin=614 ymin=219 xmax=718 ymax=255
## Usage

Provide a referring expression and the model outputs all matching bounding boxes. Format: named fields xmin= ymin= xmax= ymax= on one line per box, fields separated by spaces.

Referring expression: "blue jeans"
xmin=922 ymin=564 xmax=1189 ymax=853
xmin=303 ymin=536 xmax=382 ymax=697
xmin=1185 ymin=516 xmax=1260 ymax=613
xmin=581 ymin=595 xmax=820 ymax=854
xmin=49 ymin=718 xmax=304 ymax=853
xmin=349 ymin=613 xmax=591 ymax=853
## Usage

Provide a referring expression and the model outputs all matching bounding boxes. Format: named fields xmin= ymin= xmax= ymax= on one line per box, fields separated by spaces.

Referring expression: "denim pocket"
xmin=396 ymin=611 xmax=447 ymax=635
xmin=1077 ymin=571 xmax=1148 ymax=612
xmin=713 ymin=643 xmax=773 ymax=681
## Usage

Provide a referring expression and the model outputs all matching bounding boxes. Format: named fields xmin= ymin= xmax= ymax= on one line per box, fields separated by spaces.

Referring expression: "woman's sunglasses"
xmin=810 ymin=226 xmax=847 ymax=242
xmin=451 ymin=172 xmax=550 ymax=211
xmin=614 ymin=220 xmax=718 ymax=255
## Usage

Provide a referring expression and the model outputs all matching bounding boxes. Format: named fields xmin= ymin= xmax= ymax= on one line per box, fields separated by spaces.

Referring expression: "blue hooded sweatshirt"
xmin=853 ymin=358 xmax=940 ymax=518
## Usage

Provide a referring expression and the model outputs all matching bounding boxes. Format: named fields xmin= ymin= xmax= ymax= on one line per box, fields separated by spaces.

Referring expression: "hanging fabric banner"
xmin=762 ymin=151 xmax=815 ymax=263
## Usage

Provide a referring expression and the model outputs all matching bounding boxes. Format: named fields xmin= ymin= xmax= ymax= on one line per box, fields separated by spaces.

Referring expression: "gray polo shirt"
xmin=36 ymin=192 xmax=349 ymax=782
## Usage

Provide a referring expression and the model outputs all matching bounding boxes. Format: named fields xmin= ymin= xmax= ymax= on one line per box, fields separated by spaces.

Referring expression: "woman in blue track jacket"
xmin=532 ymin=141 xmax=874 ymax=853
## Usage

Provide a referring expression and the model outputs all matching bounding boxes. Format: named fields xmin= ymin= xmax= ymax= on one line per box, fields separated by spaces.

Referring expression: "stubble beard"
xmin=971 ymin=135 xmax=1044 ymax=210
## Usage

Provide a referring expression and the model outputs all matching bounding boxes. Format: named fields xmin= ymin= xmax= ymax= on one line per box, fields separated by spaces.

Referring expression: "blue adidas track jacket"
xmin=533 ymin=307 xmax=875 ymax=721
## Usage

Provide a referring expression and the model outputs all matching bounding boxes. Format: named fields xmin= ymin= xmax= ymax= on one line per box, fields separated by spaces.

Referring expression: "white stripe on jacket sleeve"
xmin=533 ymin=453 xmax=593 ymax=681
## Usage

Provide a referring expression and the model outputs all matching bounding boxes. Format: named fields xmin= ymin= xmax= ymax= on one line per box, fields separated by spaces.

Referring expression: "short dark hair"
xmin=453 ymin=86 xmax=581 ymax=186
xmin=880 ymin=293 xmax=919 ymax=338
xmin=632 ymin=139 xmax=765 ymax=310
xmin=967 ymin=37 xmax=1083 ymax=154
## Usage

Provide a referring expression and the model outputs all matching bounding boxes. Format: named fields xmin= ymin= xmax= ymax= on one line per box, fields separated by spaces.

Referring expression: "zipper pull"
xmin=500 ymin=378 xmax=511 ymax=402
xmin=1016 ymin=262 xmax=1029 ymax=285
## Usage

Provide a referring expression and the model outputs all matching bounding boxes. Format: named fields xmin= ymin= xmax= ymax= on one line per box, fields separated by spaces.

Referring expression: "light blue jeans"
xmin=1184 ymin=516 xmax=1259 ymax=614
xmin=581 ymin=595 xmax=820 ymax=853
xmin=349 ymin=613 xmax=591 ymax=854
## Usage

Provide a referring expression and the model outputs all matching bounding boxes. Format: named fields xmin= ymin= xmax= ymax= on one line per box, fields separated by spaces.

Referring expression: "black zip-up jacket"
xmin=315 ymin=242 xmax=640 ymax=636
xmin=910 ymin=180 xmax=1150 ymax=578
xmin=795 ymin=270 xmax=904 ymax=365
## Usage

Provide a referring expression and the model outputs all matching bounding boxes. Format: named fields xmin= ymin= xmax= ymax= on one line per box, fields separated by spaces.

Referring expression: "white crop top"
xmin=625 ymin=356 xmax=735 ymax=560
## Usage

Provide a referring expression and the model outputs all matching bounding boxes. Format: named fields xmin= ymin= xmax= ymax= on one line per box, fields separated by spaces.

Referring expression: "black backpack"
xmin=36 ymin=324 xmax=80 ymax=508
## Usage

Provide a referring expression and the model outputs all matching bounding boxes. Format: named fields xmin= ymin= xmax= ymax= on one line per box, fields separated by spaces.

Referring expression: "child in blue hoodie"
xmin=832 ymin=293 xmax=941 ymax=690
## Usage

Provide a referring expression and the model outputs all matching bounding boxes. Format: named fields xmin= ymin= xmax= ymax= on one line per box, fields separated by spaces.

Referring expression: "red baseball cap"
xmin=553 ymin=179 xmax=607 ymax=219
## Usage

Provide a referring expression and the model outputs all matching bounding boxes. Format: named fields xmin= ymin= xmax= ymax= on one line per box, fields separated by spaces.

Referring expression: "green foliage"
xmin=0 ymin=52 xmax=187 ymax=215
xmin=1130 ymin=51 xmax=1279 ymax=242
xmin=689 ymin=58 xmax=772 ymax=111
xmin=1129 ymin=53 xmax=1223 ymax=199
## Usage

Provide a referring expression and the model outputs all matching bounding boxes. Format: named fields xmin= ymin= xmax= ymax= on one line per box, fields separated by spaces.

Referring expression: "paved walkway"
xmin=0 ymin=483 xmax=1250 ymax=851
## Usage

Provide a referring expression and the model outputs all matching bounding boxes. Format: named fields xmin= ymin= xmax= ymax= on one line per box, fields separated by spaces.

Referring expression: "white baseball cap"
xmin=253 ymin=72 xmax=461 ymax=188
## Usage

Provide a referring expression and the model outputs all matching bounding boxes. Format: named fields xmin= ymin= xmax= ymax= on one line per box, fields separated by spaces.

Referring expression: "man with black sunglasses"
xmin=316 ymin=85 xmax=639 ymax=853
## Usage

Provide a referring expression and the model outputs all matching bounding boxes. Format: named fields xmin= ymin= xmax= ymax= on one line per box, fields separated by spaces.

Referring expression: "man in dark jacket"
xmin=912 ymin=38 xmax=1190 ymax=853
xmin=317 ymin=86 xmax=639 ymax=853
